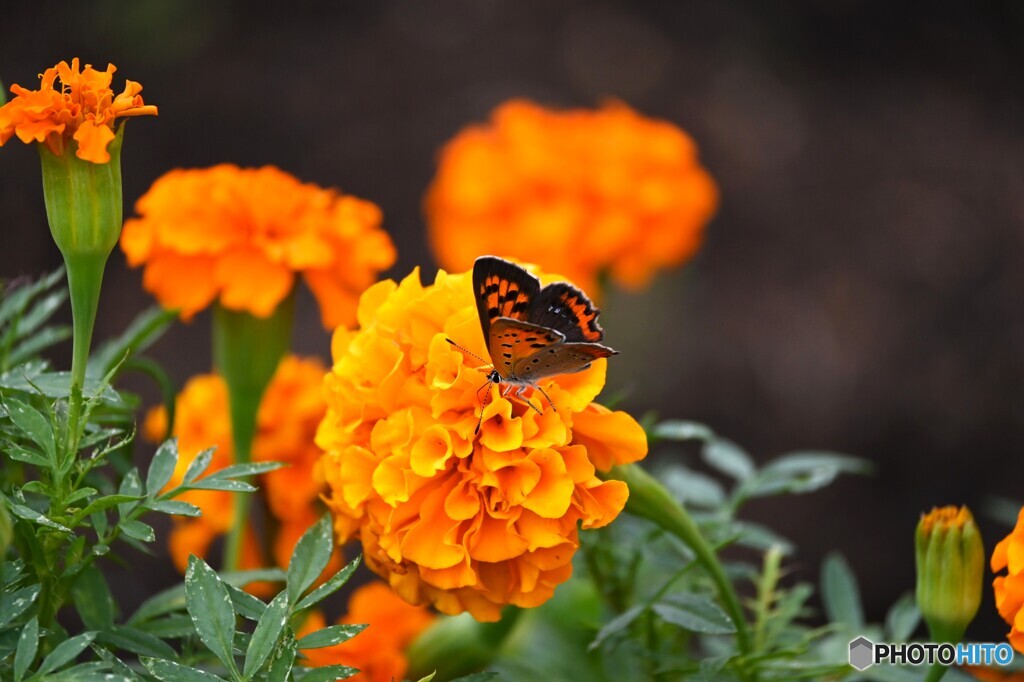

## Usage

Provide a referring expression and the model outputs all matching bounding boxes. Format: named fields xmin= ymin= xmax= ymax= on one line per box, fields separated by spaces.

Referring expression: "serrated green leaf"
xmin=297 ymin=665 xmax=359 ymax=681
xmin=653 ymin=593 xmax=736 ymax=634
xmin=885 ymin=592 xmax=920 ymax=642
xmin=72 ymin=563 xmax=116 ymax=629
xmin=296 ymin=623 xmax=365 ymax=649
xmin=702 ymin=438 xmax=755 ymax=481
xmin=0 ymin=584 xmax=41 ymax=627
xmin=182 ymin=447 xmax=215 ymax=484
xmin=185 ymin=556 xmax=239 ymax=675
xmin=146 ymin=500 xmax=201 ymax=517
xmin=243 ymin=591 xmax=290 ymax=677
xmin=96 ymin=624 xmax=178 ymax=659
xmin=295 ymin=555 xmax=361 ymax=611
xmin=120 ymin=520 xmax=156 ymax=542
xmin=5 ymin=398 xmax=56 ymax=463
xmin=14 ymin=615 xmax=39 ymax=682
xmin=821 ymin=552 xmax=863 ymax=629
xmin=653 ymin=420 xmax=715 ymax=442
xmin=37 ymin=631 xmax=96 ymax=675
xmin=287 ymin=515 xmax=333 ymax=605
xmin=141 ymin=656 xmax=228 ymax=681
xmin=146 ymin=439 xmax=179 ymax=496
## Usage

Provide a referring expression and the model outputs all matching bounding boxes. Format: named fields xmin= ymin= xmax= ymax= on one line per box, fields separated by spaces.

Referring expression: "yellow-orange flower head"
xmin=316 ymin=265 xmax=648 ymax=621
xmin=145 ymin=356 xmax=334 ymax=573
xmin=992 ymin=507 xmax=1024 ymax=652
xmin=0 ymin=58 xmax=157 ymax=163
xmin=425 ymin=99 xmax=717 ymax=296
xmin=121 ymin=165 xmax=396 ymax=328
xmin=299 ymin=582 xmax=435 ymax=682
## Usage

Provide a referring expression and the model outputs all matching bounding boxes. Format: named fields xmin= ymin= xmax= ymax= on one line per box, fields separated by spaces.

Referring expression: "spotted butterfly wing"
xmin=473 ymin=256 xmax=540 ymax=343
xmin=528 ymin=282 xmax=605 ymax=342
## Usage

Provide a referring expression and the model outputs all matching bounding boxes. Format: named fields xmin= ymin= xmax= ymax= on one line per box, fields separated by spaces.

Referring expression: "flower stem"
xmin=924 ymin=662 xmax=947 ymax=682
xmin=606 ymin=464 xmax=753 ymax=657
xmin=213 ymin=295 xmax=293 ymax=571
xmin=64 ymin=253 xmax=105 ymax=455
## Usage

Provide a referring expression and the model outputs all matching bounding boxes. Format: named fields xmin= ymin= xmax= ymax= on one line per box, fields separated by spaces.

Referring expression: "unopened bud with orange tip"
xmin=915 ymin=505 xmax=984 ymax=644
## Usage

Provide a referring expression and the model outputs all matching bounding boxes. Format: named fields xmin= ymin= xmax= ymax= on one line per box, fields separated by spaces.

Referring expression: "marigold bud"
xmin=915 ymin=505 xmax=984 ymax=643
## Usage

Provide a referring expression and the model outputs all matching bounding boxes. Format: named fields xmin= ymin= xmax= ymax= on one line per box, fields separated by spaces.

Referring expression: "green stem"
xmin=923 ymin=662 xmax=947 ymax=682
xmin=606 ymin=464 xmax=753 ymax=658
xmin=64 ymin=253 xmax=105 ymax=455
xmin=213 ymin=296 xmax=293 ymax=571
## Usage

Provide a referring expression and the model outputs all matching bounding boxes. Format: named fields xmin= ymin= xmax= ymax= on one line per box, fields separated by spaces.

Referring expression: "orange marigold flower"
xmin=121 ymin=165 xmax=396 ymax=328
xmin=145 ymin=356 xmax=339 ymax=577
xmin=316 ymin=266 xmax=648 ymax=621
xmin=0 ymin=58 xmax=157 ymax=163
xmin=992 ymin=507 xmax=1024 ymax=653
xmin=299 ymin=582 xmax=435 ymax=682
xmin=425 ymin=99 xmax=717 ymax=295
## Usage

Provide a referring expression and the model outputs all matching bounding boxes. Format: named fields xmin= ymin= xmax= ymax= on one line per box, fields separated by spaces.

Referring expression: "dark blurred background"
xmin=3 ymin=0 xmax=1023 ymax=639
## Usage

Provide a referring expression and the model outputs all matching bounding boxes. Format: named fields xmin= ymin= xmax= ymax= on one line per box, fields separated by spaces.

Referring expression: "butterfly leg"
xmin=512 ymin=384 xmax=544 ymax=415
xmin=475 ymin=379 xmax=494 ymax=435
xmin=531 ymin=383 xmax=558 ymax=413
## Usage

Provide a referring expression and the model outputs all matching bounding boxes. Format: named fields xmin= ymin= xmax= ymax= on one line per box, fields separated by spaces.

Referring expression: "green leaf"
xmin=182 ymin=447 xmax=216 ymax=484
xmin=287 ymin=515 xmax=333 ymax=605
xmin=3 ymin=493 xmax=72 ymax=533
xmin=266 ymin=636 xmax=296 ymax=681
xmin=652 ymin=420 xmax=715 ymax=442
xmin=702 ymin=438 xmax=755 ymax=481
xmin=120 ymin=520 xmax=156 ymax=543
xmin=185 ymin=556 xmax=239 ymax=675
xmin=133 ymin=614 xmax=196 ymax=639
xmin=130 ymin=568 xmax=286 ymax=624
xmin=226 ymin=584 xmax=268 ymax=621
xmin=296 ymin=665 xmax=359 ymax=681
xmin=96 ymin=624 xmax=178 ymax=659
xmin=141 ymin=657 xmax=228 ymax=681
xmin=37 ymin=631 xmax=96 ymax=675
xmin=0 ymin=584 xmax=41 ymax=627
xmin=885 ymin=592 xmax=920 ymax=642
xmin=243 ymin=591 xmax=290 ymax=677
xmin=589 ymin=604 xmax=644 ymax=651
xmin=415 ymin=674 xmax=437 ymax=682
xmin=5 ymin=398 xmax=56 ymax=464
xmin=71 ymin=494 xmax=145 ymax=526
xmin=207 ymin=461 xmax=286 ymax=479
xmin=146 ymin=500 xmax=201 ymax=517
xmin=9 ymin=326 xmax=71 ymax=367
xmin=821 ymin=552 xmax=864 ymax=629
xmin=89 ymin=306 xmax=177 ymax=378
xmin=0 ymin=371 xmax=120 ymax=402
xmin=657 ymin=464 xmax=725 ymax=508
xmin=296 ymin=623 xmax=365 ymax=649
xmin=72 ymin=563 xmax=116 ymax=629
xmin=653 ymin=593 xmax=736 ymax=634
xmin=450 ymin=674 xmax=500 ymax=682
xmin=295 ymin=555 xmax=361 ymax=611
xmin=146 ymin=439 xmax=179 ymax=496
xmin=183 ymin=479 xmax=257 ymax=493
xmin=64 ymin=486 xmax=99 ymax=505
xmin=4 ymin=444 xmax=49 ymax=468
xmin=739 ymin=452 xmax=871 ymax=499
xmin=14 ymin=615 xmax=39 ymax=682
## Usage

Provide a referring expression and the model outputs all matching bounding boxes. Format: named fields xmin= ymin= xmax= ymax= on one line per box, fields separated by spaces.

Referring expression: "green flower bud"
xmin=915 ymin=505 xmax=984 ymax=643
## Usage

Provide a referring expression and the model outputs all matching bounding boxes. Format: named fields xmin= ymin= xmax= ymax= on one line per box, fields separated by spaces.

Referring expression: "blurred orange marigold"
xmin=121 ymin=165 xmax=396 ymax=328
xmin=145 ymin=356 xmax=337 ymax=575
xmin=992 ymin=507 xmax=1024 ymax=653
xmin=0 ymin=58 xmax=157 ymax=163
xmin=299 ymin=582 xmax=435 ymax=682
xmin=425 ymin=99 xmax=717 ymax=295
xmin=316 ymin=265 xmax=648 ymax=621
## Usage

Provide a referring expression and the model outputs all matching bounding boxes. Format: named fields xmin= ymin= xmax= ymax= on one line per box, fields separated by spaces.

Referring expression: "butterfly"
xmin=447 ymin=255 xmax=618 ymax=432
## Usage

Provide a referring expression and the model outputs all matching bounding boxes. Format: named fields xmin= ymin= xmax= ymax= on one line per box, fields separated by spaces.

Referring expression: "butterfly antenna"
xmin=475 ymin=380 xmax=493 ymax=435
xmin=446 ymin=338 xmax=493 ymax=369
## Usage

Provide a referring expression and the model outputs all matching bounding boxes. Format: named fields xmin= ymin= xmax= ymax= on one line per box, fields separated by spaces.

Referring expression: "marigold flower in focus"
xmin=121 ymin=165 xmax=396 ymax=328
xmin=0 ymin=58 xmax=157 ymax=163
xmin=299 ymin=582 xmax=435 ymax=682
xmin=316 ymin=265 xmax=648 ymax=621
xmin=991 ymin=507 xmax=1024 ymax=652
xmin=144 ymin=356 xmax=339 ymax=576
xmin=425 ymin=99 xmax=717 ymax=295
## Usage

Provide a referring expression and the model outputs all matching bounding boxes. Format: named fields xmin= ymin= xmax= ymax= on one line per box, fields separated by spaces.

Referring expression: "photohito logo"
xmin=848 ymin=636 xmax=1014 ymax=671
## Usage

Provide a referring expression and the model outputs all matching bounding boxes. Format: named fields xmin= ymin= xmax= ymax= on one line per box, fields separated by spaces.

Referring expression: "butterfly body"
xmin=454 ymin=256 xmax=617 ymax=428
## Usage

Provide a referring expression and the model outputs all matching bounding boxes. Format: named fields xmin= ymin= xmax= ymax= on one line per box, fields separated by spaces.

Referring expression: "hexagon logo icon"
xmin=849 ymin=637 xmax=874 ymax=671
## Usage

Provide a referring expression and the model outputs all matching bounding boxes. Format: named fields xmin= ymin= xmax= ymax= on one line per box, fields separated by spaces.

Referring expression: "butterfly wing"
xmin=488 ymin=317 xmax=565 ymax=379
xmin=528 ymin=282 xmax=605 ymax=343
xmin=513 ymin=341 xmax=618 ymax=381
xmin=473 ymin=256 xmax=541 ymax=344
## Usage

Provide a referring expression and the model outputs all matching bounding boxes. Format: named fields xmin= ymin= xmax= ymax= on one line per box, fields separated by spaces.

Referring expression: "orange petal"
xmin=214 ymin=248 xmax=294 ymax=317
